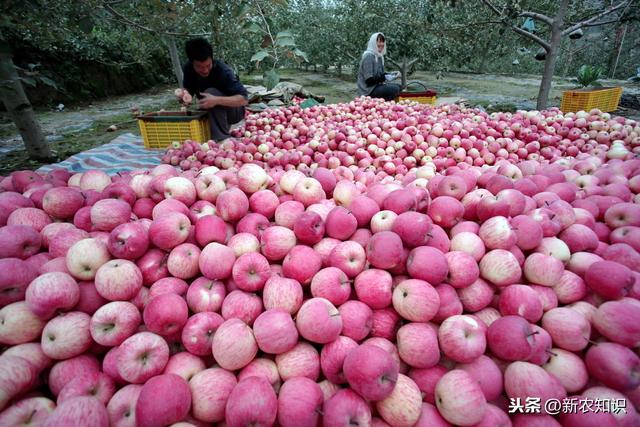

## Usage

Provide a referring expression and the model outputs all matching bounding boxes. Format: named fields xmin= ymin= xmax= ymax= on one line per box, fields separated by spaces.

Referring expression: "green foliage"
xmin=574 ymin=65 xmax=604 ymax=88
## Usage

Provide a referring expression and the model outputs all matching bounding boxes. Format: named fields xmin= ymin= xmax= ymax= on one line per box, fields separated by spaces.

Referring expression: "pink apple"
xmin=479 ymin=249 xmax=522 ymax=287
xmin=181 ymin=311 xmax=223 ymax=356
xmin=406 ymin=246 xmax=448 ymax=284
xmin=392 ymin=279 xmax=440 ymax=322
xmin=43 ymin=396 xmax=109 ymax=427
xmin=41 ymin=311 xmax=92 ymax=359
xmin=293 ymin=177 xmax=326 ymax=207
xmin=343 ymin=343 xmax=399 ymax=401
xmin=116 ymin=332 xmax=169 ymax=384
xmin=221 ymin=289 xmax=263 ymax=325
xmin=353 ymin=268 xmax=393 ymax=309
xmin=428 ymin=196 xmax=464 ymax=228
xmin=58 ymin=372 xmax=116 ymax=405
xmin=438 ymin=314 xmax=487 ymax=363
xmin=93 ymin=259 xmax=142 ymax=301
xmin=249 ymin=189 xmax=279 ymax=218
xmin=450 ymin=231 xmax=485 ymax=261
xmin=487 ymin=315 xmax=537 ymax=361
xmin=434 ymin=369 xmax=487 ymax=426
xmin=107 ymin=222 xmax=149 ymax=260
xmin=0 ymin=224 xmax=42 ymax=259
xmin=376 ymin=374 xmax=423 ymax=427
xmin=444 ymin=251 xmax=479 ymax=289
xmin=148 ymin=212 xmax=191 ymax=250
xmin=370 ymin=210 xmax=398 ymax=233
xmin=90 ymin=301 xmax=141 ymax=346
xmin=186 ymin=277 xmax=225 ymax=313
xmin=296 ymin=297 xmax=342 ymax=344
xmin=320 ymin=335 xmax=359 ymax=384
xmin=195 ymin=173 xmax=226 ymax=202
xmin=277 ymin=377 xmax=323 ymax=427
xmin=457 ymin=354 xmax=504 ymax=401
xmin=212 ymin=318 xmax=258 ymax=370
xmin=498 ymin=284 xmax=543 ymax=322
xmin=293 ymin=211 xmax=325 ymax=245
xmin=504 ymin=361 xmax=567 ymax=412
xmin=107 ymin=384 xmax=142 ymax=426
xmin=541 ymin=307 xmax=591 ymax=352
xmin=328 ymin=240 xmax=366 ymax=278
xmin=262 ymin=275 xmax=303 ymax=315
xmin=199 ymin=242 xmax=236 ymax=280
xmin=543 ymin=348 xmax=589 ymax=393
xmin=325 ymin=206 xmax=357 ymax=240
xmin=584 ymin=260 xmax=634 ymax=299
xmin=0 ymin=301 xmax=45 ymax=345
xmin=366 ymin=231 xmax=404 ymax=269
xmin=231 ymin=252 xmax=271 ymax=292
xmin=282 ymin=245 xmax=323 ymax=285
xmin=593 ymin=298 xmax=640 ymax=347
xmin=90 ymin=199 xmax=132 ymax=232
xmin=338 ymin=300 xmax=373 ymax=341
xmin=0 ymin=397 xmax=55 ymax=426
xmin=189 ymin=368 xmax=237 ymax=423
xmin=167 ymin=242 xmax=201 ymax=279
xmin=135 ymin=373 xmax=191 ymax=427
xmin=322 ymin=389 xmax=371 ymax=426
xmin=216 ymin=187 xmax=251 ymax=223
xmin=275 ymin=341 xmax=320 ymax=381
xmin=585 ymin=342 xmax=640 ymax=391
xmin=397 ymin=322 xmax=439 ymax=369
xmin=253 ymin=308 xmax=299 ymax=354
xmin=143 ymin=292 xmax=188 ymax=336
xmin=260 ymin=225 xmax=297 ymax=261
xmin=25 ymin=271 xmax=80 ymax=319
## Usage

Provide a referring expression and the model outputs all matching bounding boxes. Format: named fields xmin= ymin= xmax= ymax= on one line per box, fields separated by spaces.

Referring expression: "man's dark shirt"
xmin=182 ymin=59 xmax=249 ymax=99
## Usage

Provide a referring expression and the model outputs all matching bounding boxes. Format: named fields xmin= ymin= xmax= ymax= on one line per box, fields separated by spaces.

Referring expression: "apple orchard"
xmin=1 ymin=96 xmax=640 ymax=426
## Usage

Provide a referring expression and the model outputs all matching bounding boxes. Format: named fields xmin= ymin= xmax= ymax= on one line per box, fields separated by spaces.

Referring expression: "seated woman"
xmin=356 ymin=32 xmax=401 ymax=101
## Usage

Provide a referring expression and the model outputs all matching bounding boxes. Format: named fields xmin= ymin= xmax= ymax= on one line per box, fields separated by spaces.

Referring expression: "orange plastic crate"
xmin=560 ymin=87 xmax=622 ymax=113
xmin=137 ymin=111 xmax=211 ymax=149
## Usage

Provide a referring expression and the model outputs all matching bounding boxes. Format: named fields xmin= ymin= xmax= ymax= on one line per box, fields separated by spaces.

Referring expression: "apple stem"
xmin=527 ymin=331 xmax=540 ymax=337
xmin=546 ymin=349 xmax=559 ymax=357
xmin=587 ymin=339 xmax=599 ymax=346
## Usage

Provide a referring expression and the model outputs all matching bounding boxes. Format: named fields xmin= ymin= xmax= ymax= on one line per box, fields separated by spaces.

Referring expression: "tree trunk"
xmin=0 ymin=47 xmax=53 ymax=161
xmin=400 ymin=57 xmax=408 ymax=89
xmin=166 ymin=36 xmax=183 ymax=87
xmin=536 ymin=0 xmax=569 ymax=110
xmin=337 ymin=63 xmax=342 ymax=76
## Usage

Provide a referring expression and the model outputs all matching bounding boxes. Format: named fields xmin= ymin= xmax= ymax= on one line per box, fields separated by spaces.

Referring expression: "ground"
xmin=1 ymin=69 xmax=638 ymax=175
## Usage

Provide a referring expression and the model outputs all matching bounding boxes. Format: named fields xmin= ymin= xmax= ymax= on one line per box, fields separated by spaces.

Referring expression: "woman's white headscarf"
xmin=363 ymin=32 xmax=386 ymax=65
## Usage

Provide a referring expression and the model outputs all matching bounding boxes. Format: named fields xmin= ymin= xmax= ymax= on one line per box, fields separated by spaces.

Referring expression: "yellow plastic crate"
xmin=560 ymin=87 xmax=622 ymax=113
xmin=137 ymin=111 xmax=211 ymax=149
xmin=397 ymin=81 xmax=437 ymax=105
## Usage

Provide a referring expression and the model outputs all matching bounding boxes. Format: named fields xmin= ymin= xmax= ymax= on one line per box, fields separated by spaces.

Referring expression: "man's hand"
xmin=198 ymin=92 xmax=218 ymax=109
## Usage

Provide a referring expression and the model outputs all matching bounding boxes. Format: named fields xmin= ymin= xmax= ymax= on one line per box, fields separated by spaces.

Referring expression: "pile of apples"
xmin=0 ymin=108 xmax=640 ymax=426
xmin=162 ymin=97 xmax=639 ymax=179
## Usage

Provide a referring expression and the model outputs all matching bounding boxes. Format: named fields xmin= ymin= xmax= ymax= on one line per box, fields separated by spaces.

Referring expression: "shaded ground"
xmin=1 ymin=70 xmax=639 ymax=175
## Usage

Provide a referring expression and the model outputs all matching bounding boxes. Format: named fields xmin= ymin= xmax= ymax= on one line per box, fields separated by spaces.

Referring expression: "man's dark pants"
xmin=204 ymin=87 xmax=245 ymax=141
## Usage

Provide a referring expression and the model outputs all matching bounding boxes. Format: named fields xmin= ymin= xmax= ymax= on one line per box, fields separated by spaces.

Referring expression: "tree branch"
xmin=520 ymin=11 xmax=553 ymax=26
xmin=480 ymin=0 xmax=551 ymax=50
xmin=562 ymin=0 xmax=631 ymax=36
xmin=252 ymin=0 xmax=278 ymax=67
xmin=101 ymin=3 xmax=211 ymax=37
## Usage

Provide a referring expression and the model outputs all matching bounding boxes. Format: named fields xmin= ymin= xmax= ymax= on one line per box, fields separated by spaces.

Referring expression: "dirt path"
xmin=0 ymin=85 xmax=176 ymax=154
